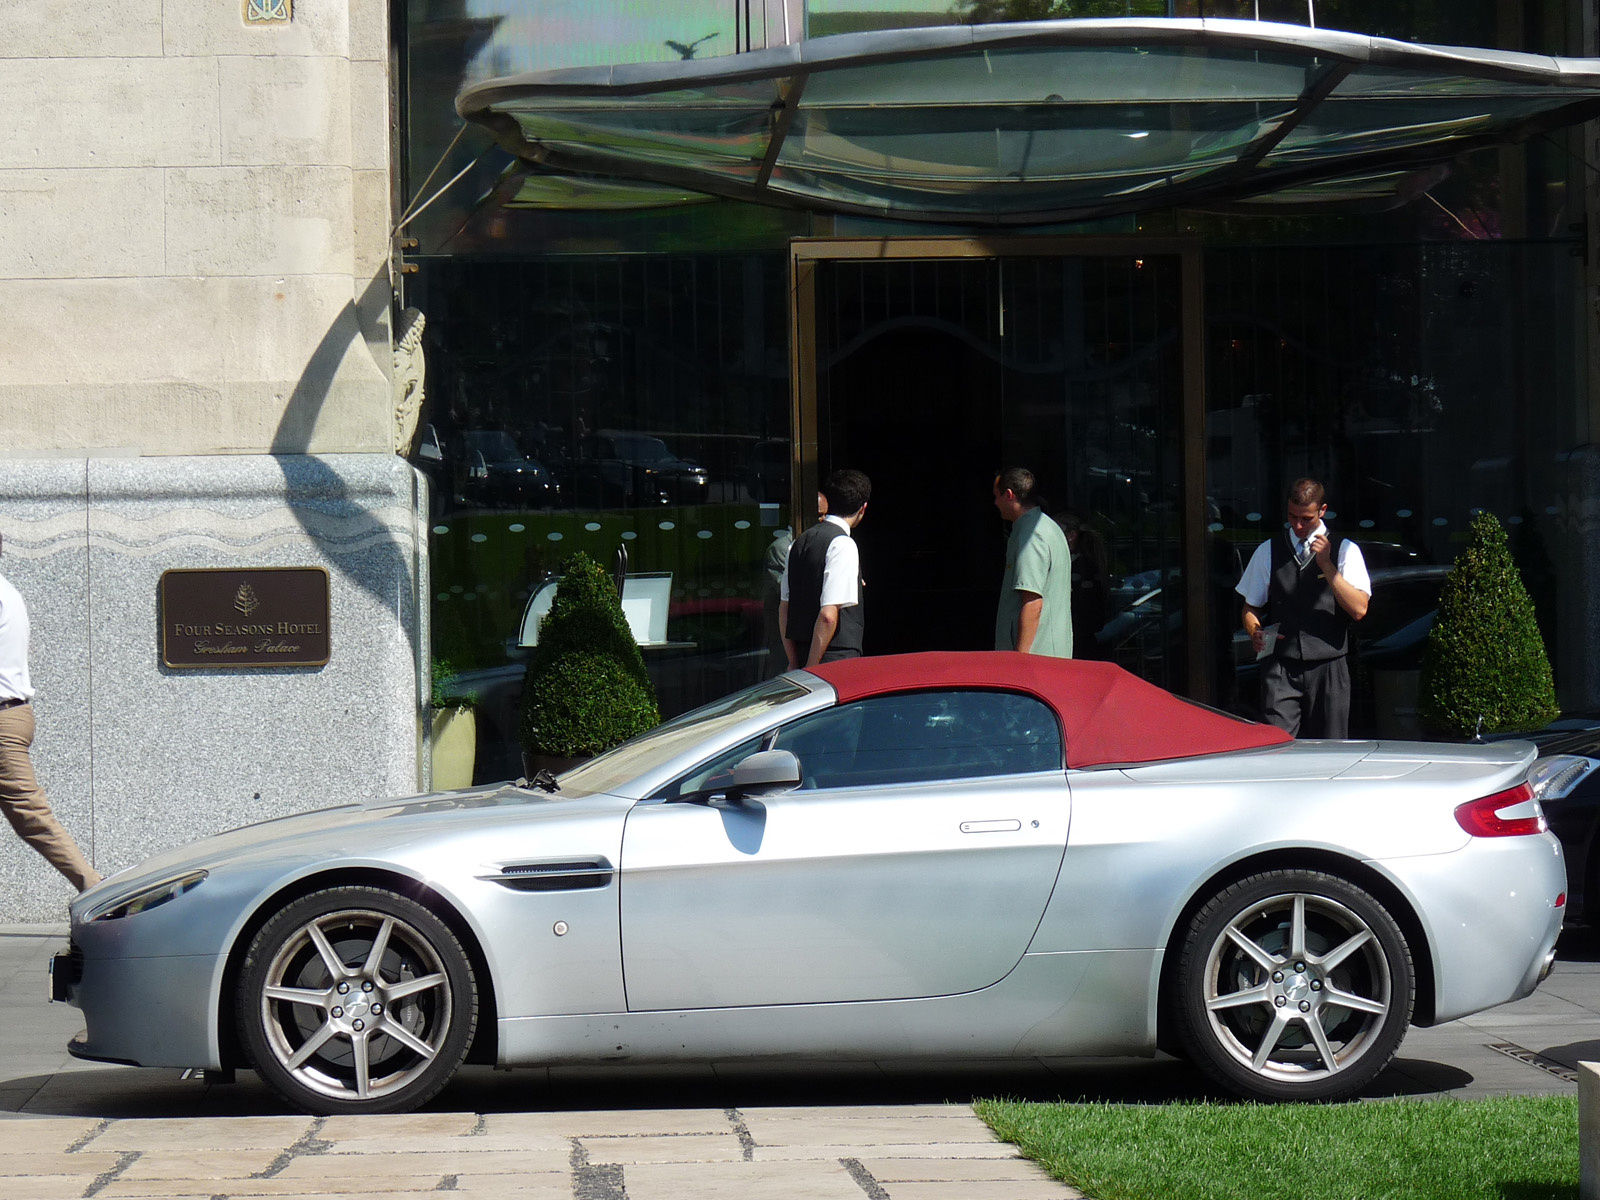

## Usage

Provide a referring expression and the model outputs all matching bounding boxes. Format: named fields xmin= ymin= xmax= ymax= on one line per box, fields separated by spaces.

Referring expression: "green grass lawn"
xmin=975 ymin=1095 xmax=1578 ymax=1200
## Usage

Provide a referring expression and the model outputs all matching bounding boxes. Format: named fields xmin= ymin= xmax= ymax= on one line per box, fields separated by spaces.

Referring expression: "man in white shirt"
xmin=779 ymin=469 xmax=870 ymax=668
xmin=1236 ymin=479 xmax=1371 ymax=738
xmin=0 ymin=536 xmax=101 ymax=891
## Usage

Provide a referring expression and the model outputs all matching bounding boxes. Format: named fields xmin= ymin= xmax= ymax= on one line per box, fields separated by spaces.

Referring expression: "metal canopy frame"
xmin=458 ymin=18 xmax=1600 ymax=225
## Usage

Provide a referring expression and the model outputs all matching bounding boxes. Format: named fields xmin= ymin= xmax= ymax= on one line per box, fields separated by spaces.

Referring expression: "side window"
xmin=658 ymin=734 xmax=763 ymax=800
xmin=775 ymin=690 xmax=1061 ymax=790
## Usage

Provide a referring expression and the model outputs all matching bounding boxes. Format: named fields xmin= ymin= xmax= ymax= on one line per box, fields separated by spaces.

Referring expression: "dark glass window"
xmin=411 ymin=254 xmax=794 ymax=783
xmin=661 ymin=688 xmax=1063 ymax=798
xmin=775 ymin=690 xmax=1062 ymax=789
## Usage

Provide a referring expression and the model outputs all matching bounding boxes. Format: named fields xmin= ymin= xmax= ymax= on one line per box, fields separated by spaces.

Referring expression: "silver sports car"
xmin=51 ymin=652 xmax=1567 ymax=1114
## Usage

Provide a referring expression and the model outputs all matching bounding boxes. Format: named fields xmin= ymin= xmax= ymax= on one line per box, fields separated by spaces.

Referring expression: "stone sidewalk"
xmin=0 ymin=1108 xmax=1074 ymax=1200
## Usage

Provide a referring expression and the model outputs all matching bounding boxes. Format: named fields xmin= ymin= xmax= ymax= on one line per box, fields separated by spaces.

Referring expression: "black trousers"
xmin=1261 ymin=655 xmax=1350 ymax=739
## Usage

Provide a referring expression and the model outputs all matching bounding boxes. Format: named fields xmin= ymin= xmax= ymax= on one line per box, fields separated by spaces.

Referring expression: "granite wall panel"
xmin=0 ymin=453 xmax=425 ymax=922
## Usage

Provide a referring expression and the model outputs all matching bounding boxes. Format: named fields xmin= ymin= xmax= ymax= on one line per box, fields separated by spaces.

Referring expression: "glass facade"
xmin=404 ymin=0 xmax=1593 ymax=778
xmin=411 ymin=254 xmax=794 ymax=778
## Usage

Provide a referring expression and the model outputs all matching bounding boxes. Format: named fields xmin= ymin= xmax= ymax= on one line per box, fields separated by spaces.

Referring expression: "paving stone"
xmin=320 ymin=1112 xmax=480 ymax=1140
xmin=863 ymin=1156 xmax=1063 ymax=1182
xmin=751 ymin=1141 xmax=1022 ymax=1161
xmin=319 ymin=1132 xmax=570 ymax=1155
xmin=740 ymin=1104 xmax=966 ymax=1119
xmin=0 ymin=1149 xmax=122 ymax=1174
xmin=117 ymin=1147 xmax=284 ymax=1178
xmin=743 ymin=1114 xmax=997 ymax=1145
xmin=483 ymin=1108 xmax=737 ymax=1137
xmin=1 ymin=1177 xmax=101 ymax=1200
xmin=0 ymin=1116 xmax=101 ymax=1151
xmin=578 ymin=1132 xmax=747 ymax=1164
xmin=448 ymin=1176 xmax=578 ymax=1197
xmin=624 ymin=1158 xmax=865 ymax=1199
xmin=275 ymin=1147 xmax=570 ymax=1180
xmin=90 ymin=1115 xmax=313 ymax=1150
xmin=886 ymin=1182 xmax=1082 ymax=1199
xmin=99 ymin=1178 xmax=445 ymax=1196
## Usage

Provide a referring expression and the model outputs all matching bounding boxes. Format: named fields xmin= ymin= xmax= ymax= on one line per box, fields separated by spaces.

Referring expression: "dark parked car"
xmin=1525 ymin=737 xmax=1600 ymax=922
xmin=560 ymin=432 xmax=710 ymax=508
xmin=457 ymin=430 xmax=559 ymax=509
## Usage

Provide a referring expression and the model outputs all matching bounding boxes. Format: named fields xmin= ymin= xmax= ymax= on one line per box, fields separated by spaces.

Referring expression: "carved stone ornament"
xmin=393 ymin=307 xmax=428 ymax=455
xmin=245 ymin=0 xmax=292 ymax=23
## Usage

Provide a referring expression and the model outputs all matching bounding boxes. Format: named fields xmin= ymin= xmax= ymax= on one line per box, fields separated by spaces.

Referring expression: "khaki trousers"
xmin=0 ymin=703 xmax=99 ymax=891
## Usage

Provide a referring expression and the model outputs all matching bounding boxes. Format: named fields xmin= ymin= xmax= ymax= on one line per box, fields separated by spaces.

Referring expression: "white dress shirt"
xmin=1235 ymin=521 xmax=1371 ymax=608
xmin=779 ymin=515 xmax=861 ymax=609
xmin=0 ymin=574 xmax=34 ymax=702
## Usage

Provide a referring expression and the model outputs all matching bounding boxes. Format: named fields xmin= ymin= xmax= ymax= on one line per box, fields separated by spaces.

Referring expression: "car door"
xmin=619 ymin=688 xmax=1070 ymax=1010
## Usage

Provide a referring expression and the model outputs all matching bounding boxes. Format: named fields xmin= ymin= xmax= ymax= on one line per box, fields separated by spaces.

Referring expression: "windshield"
xmin=556 ymin=677 xmax=811 ymax=797
xmin=611 ymin=435 xmax=673 ymax=462
xmin=463 ymin=431 xmax=522 ymax=459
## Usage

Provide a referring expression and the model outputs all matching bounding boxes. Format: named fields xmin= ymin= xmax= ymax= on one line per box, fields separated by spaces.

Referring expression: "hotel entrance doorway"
xmin=790 ymin=239 xmax=1208 ymax=696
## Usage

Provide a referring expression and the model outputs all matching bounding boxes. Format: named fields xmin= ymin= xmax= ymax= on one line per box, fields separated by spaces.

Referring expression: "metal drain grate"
xmin=1486 ymin=1041 xmax=1579 ymax=1082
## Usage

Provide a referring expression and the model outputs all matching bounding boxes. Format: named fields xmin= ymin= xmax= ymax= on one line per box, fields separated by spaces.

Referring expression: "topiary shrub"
xmin=1417 ymin=512 xmax=1559 ymax=738
xmin=519 ymin=552 xmax=660 ymax=758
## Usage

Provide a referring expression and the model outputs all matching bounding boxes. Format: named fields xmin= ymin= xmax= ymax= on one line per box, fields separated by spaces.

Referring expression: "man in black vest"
xmin=780 ymin=469 xmax=870 ymax=668
xmin=1237 ymin=478 xmax=1371 ymax=738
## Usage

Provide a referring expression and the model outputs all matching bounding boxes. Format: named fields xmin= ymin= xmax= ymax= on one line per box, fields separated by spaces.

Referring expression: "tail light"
xmin=1455 ymin=782 xmax=1546 ymax=837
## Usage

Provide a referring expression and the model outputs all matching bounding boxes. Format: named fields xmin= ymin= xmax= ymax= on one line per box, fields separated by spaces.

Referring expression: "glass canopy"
xmin=458 ymin=19 xmax=1600 ymax=223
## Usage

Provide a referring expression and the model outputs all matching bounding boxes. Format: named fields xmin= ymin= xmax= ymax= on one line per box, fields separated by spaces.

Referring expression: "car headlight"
xmin=88 ymin=870 xmax=207 ymax=922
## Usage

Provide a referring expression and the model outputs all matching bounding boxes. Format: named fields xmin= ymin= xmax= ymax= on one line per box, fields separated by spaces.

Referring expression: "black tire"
xmin=1172 ymin=869 xmax=1414 ymax=1102
xmin=237 ymin=886 xmax=477 ymax=1115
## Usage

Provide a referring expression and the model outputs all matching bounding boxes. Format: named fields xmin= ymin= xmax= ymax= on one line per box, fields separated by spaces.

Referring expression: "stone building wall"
xmin=0 ymin=2 xmax=416 ymax=920
xmin=0 ymin=0 xmax=394 ymax=454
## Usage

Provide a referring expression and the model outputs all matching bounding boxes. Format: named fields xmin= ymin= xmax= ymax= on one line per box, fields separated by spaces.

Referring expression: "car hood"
xmin=83 ymin=783 xmax=629 ymax=902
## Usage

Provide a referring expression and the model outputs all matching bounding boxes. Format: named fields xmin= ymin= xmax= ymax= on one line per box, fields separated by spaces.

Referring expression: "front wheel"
xmin=1172 ymin=869 xmax=1414 ymax=1102
xmin=237 ymin=886 xmax=478 ymax=1115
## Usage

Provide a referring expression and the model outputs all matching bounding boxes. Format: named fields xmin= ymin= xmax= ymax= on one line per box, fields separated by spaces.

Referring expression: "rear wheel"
xmin=237 ymin=886 xmax=477 ymax=1115
xmin=1173 ymin=869 xmax=1413 ymax=1101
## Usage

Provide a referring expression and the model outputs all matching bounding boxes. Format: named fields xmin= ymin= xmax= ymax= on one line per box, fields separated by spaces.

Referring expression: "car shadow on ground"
xmin=0 ymin=1052 xmax=1471 ymax=1119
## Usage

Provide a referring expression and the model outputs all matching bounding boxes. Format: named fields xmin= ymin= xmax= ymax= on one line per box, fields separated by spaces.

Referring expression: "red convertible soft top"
xmin=807 ymin=651 xmax=1291 ymax=768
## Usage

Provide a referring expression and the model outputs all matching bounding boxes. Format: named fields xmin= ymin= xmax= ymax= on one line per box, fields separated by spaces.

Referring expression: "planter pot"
xmin=522 ymin=751 xmax=590 ymax=779
xmin=430 ymin=706 xmax=478 ymax=790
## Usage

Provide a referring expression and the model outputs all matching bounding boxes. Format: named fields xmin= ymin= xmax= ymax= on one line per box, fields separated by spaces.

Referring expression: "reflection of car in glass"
xmin=413 ymin=423 xmax=449 ymax=515
xmin=561 ymin=432 xmax=709 ymax=508
xmin=456 ymin=431 xmax=559 ymax=510
xmin=55 ymin=654 xmax=1563 ymax=1115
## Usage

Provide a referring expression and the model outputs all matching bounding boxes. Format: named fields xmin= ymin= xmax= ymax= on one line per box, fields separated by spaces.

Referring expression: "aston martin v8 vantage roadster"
xmin=53 ymin=653 xmax=1567 ymax=1113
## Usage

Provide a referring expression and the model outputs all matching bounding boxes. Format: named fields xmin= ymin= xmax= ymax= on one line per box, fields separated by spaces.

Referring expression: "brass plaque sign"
xmin=161 ymin=568 xmax=330 ymax=668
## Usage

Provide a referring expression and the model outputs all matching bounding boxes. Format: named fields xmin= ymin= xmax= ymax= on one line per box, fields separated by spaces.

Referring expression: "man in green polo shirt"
xmin=992 ymin=467 xmax=1074 ymax=658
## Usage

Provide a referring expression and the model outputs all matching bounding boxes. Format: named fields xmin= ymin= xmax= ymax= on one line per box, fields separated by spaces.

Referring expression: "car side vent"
xmin=482 ymin=858 xmax=615 ymax=892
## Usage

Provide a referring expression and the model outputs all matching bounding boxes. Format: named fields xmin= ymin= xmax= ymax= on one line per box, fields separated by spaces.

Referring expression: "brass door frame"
xmin=788 ymin=235 xmax=1209 ymax=699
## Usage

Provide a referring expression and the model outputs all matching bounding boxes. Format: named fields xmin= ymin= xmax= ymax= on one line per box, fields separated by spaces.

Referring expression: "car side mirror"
xmin=724 ymin=749 xmax=800 ymax=799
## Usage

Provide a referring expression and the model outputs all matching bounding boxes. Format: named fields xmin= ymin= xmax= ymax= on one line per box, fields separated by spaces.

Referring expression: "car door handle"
xmin=960 ymin=820 xmax=1022 ymax=834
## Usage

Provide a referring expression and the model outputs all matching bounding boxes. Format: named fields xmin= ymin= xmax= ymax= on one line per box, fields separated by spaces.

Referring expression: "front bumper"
xmin=51 ymin=939 xmax=224 ymax=1069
